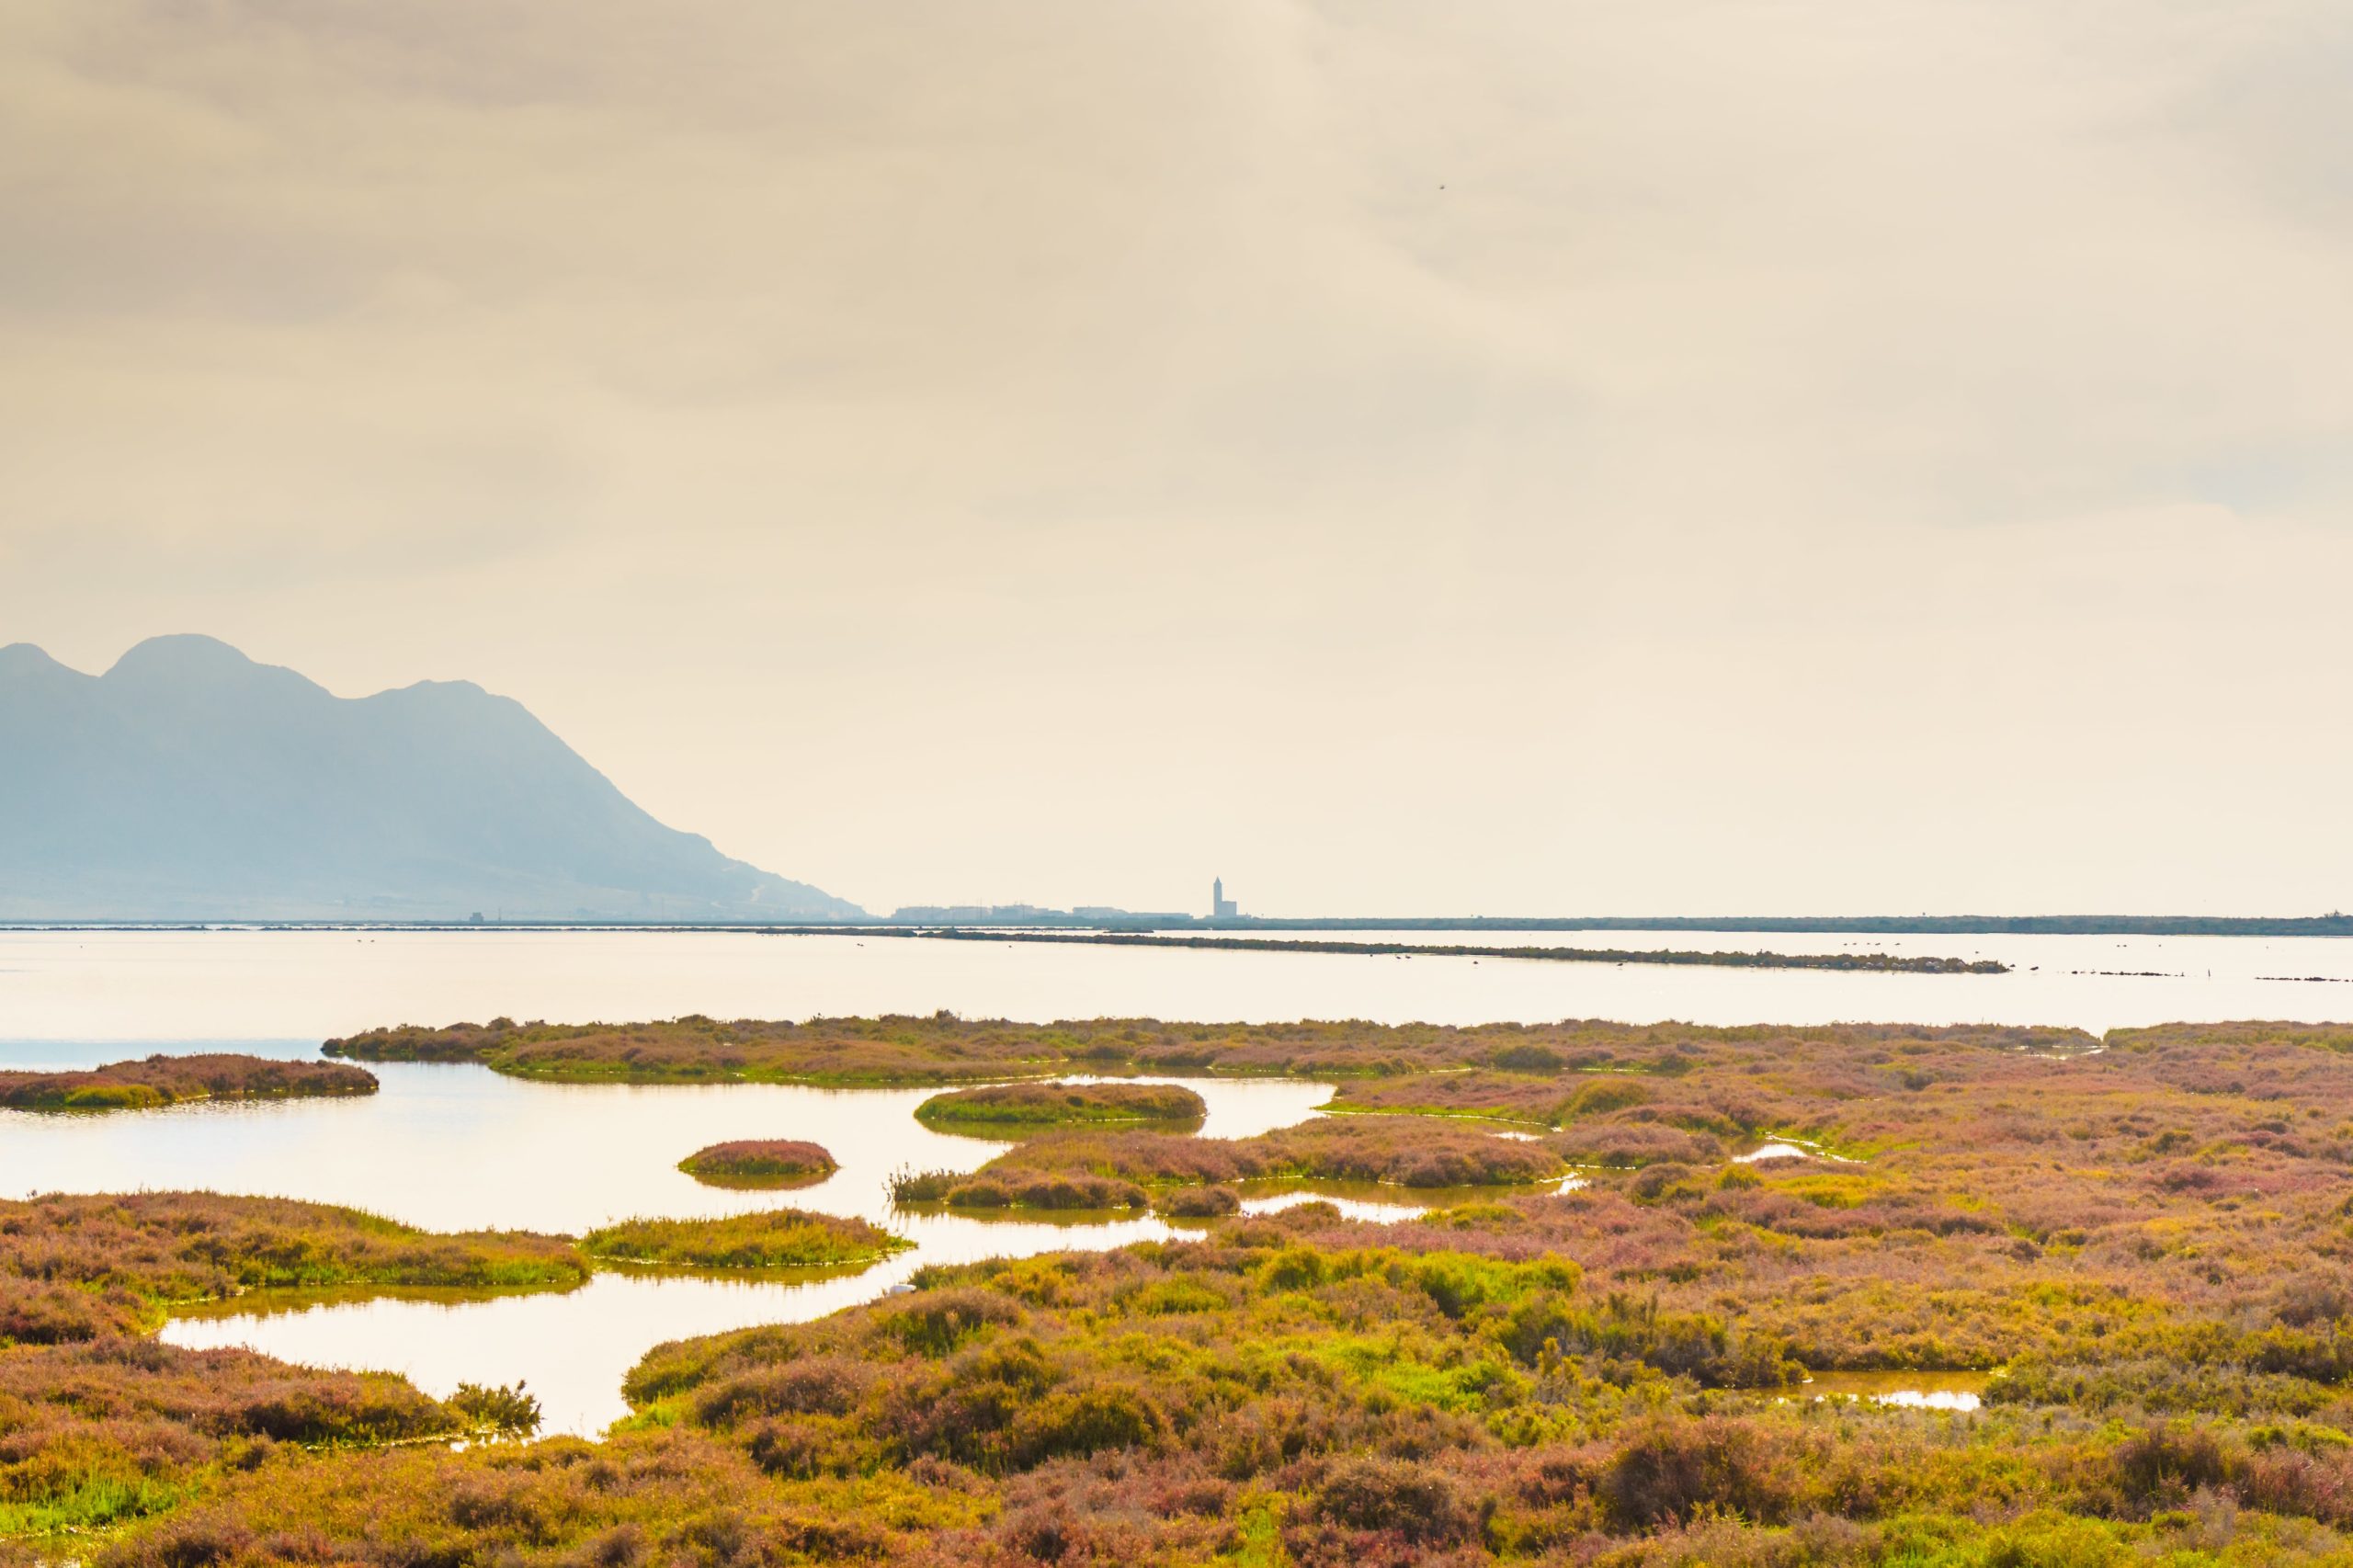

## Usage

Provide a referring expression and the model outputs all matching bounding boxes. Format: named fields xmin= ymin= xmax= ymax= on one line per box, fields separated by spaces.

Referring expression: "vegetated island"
xmin=892 ymin=1114 xmax=1570 ymax=1211
xmin=676 ymin=1139 xmax=838 ymax=1188
xmin=912 ymin=1081 xmax=1207 ymax=1131
xmin=0 ymin=1053 xmax=376 ymax=1111
xmin=580 ymin=1209 xmax=907 ymax=1270
xmin=324 ymin=1012 xmax=2090 ymax=1088
xmin=20 ymin=1018 xmax=2353 ymax=1563
xmin=772 ymin=925 xmax=2011 ymax=973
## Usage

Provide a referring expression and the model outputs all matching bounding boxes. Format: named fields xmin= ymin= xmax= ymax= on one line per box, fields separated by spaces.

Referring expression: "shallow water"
xmin=1802 ymin=1369 xmax=1989 ymax=1411
xmin=0 ymin=1046 xmax=1327 ymax=1233
xmin=153 ymin=1173 xmax=1554 ymax=1437
xmin=153 ymin=1176 xmax=1521 ymax=1436
xmin=1731 ymin=1136 xmax=1859 ymax=1165
xmin=4 ymin=926 xmax=2349 ymax=1040
xmin=161 ymin=1218 xmax=1184 ymax=1436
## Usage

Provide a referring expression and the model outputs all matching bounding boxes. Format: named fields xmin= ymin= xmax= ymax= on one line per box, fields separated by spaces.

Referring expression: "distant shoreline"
xmin=767 ymin=926 xmax=2011 ymax=974
xmin=1 ymin=914 xmax=2347 ymax=937
xmin=0 ymin=921 xmax=2000 ymax=973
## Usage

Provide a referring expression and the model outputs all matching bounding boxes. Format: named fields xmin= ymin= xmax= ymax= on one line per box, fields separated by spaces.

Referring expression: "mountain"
xmin=0 ymin=635 xmax=865 ymax=922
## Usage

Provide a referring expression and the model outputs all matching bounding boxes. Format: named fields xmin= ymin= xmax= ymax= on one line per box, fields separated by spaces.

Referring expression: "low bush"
xmin=0 ymin=1339 xmax=504 ymax=1538
xmin=914 ymin=1083 xmax=1206 ymax=1129
xmin=1307 ymin=1454 xmax=1482 ymax=1546
xmin=447 ymin=1381 xmax=543 ymax=1435
xmin=580 ymin=1209 xmax=907 ymax=1270
xmin=676 ymin=1140 xmax=836 ymax=1187
xmin=1156 ymin=1186 xmax=1242 ymax=1219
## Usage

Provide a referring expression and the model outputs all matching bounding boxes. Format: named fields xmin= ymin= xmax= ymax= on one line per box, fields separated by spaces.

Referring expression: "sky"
xmin=4 ymin=1 xmax=2351 ymax=919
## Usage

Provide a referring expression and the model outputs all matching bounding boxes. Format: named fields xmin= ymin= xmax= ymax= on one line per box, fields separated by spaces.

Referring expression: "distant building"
xmin=1211 ymin=877 xmax=1238 ymax=919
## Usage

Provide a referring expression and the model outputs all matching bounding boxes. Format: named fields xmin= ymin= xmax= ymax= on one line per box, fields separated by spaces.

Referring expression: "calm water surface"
xmin=4 ymin=926 xmax=2349 ymax=1040
xmin=0 ymin=1047 xmax=1329 ymax=1233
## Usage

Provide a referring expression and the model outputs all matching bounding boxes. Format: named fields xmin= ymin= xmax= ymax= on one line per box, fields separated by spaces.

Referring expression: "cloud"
xmin=2 ymin=0 xmax=2348 ymax=913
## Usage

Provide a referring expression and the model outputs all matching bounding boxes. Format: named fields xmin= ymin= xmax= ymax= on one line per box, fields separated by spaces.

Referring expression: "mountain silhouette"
xmin=0 ymin=635 xmax=864 ymax=922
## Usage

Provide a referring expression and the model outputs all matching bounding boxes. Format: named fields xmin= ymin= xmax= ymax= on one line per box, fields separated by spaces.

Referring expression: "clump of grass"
xmin=1155 ymin=1186 xmax=1242 ymax=1219
xmin=913 ymin=1082 xmax=1206 ymax=1131
xmin=447 ymin=1381 xmax=542 ymax=1435
xmin=886 ymin=1166 xmax=959 ymax=1204
xmin=580 ymin=1210 xmax=908 ymax=1270
xmin=677 ymin=1140 xmax=837 ymax=1188
xmin=0 ymin=1054 xmax=377 ymax=1112
xmin=1552 ymin=1121 xmax=1726 ymax=1168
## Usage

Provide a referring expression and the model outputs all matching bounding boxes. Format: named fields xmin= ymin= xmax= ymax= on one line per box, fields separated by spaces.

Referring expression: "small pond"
xmin=1802 ymin=1369 xmax=1989 ymax=1411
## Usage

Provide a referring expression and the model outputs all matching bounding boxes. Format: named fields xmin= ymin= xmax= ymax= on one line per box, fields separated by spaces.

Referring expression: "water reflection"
xmin=161 ymin=1176 xmax=1550 ymax=1436
xmin=1802 ymin=1369 xmax=1988 ymax=1410
xmin=162 ymin=1211 xmax=1188 ymax=1437
xmin=0 ymin=1054 xmax=1331 ymax=1233
xmin=0 ymin=1048 xmax=1354 ymax=1435
xmin=1732 ymin=1142 xmax=1813 ymax=1164
xmin=1229 ymin=1178 xmax=1554 ymax=1224
xmin=1732 ymin=1134 xmax=1860 ymax=1165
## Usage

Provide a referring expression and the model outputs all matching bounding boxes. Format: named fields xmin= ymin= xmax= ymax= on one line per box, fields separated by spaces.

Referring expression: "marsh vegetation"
xmin=79 ymin=1178 xmax=2353 ymax=1567
xmin=0 ymin=1191 xmax=585 ymax=1341
xmin=324 ymin=1014 xmax=2089 ymax=1087
xmin=0 ymin=1192 xmax=932 ymax=1548
xmin=0 ymin=1055 xmax=375 ymax=1112
xmin=579 ymin=1211 xmax=909 ymax=1272
xmin=0 ymin=1194 xmax=578 ymax=1543
xmin=912 ymin=1082 xmax=1207 ymax=1131
xmin=16 ymin=1016 xmax=2353 ymax=1564
xmin=886 ymin=1117 xmax=1566 ymax=1214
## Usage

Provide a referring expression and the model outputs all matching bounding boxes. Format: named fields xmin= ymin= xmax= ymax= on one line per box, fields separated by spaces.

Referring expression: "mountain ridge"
xmin=0 ymin=634 xmax=864 ymax=922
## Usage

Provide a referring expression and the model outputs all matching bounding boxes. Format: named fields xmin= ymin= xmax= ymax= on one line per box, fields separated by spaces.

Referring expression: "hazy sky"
xmin=5 ymin=2 xmax=2350 ymax=917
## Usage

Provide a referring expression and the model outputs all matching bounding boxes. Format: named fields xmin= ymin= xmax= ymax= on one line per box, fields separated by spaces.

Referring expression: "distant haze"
xmin=4 ymin=6 xmax=2351 ymax=916
xmin=0 ymin=636 xmax=860 ymax=922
